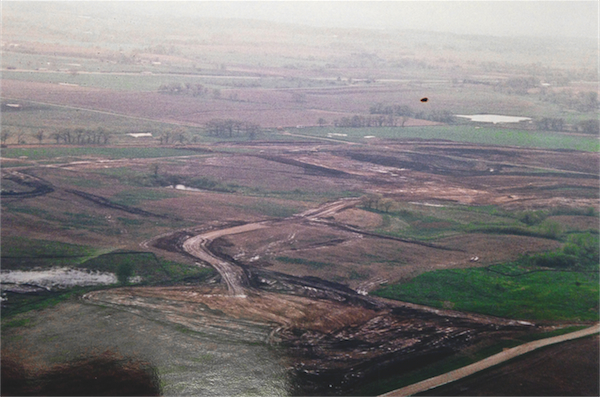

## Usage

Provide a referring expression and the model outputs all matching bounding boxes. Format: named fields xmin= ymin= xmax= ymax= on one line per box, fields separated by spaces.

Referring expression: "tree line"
xmin=205 ymin=119 xmax=261 ymax=139
xmin=327 ymin=105 xmax=457 ymax=129
xmin=369 ymin=103 xmax=455 ymax=123
xmin=50 ymin=128 xmax=111 ymax=145
xmin=1 ymin=128 xmax=111 ymax=145
xmin=158 ymin=82 xmax=207 ymax=97
xmin=535 ymin=117 xmax=599 ymax=134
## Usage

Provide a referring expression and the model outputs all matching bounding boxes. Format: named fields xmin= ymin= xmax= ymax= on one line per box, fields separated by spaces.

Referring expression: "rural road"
xmin=380 ymin=323 xmax=600 ymax=397
xmin=180 ymin=198 xmax=361 ymax=296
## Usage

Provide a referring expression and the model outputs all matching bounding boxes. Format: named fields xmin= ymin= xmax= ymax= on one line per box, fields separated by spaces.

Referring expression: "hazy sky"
xmin=174 ymin=1 xmax=598 ymax=38
xmin=9 ymin=1 xmax=599 ymax=39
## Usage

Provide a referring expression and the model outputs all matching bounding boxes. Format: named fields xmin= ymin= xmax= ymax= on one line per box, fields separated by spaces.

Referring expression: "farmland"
xmin=1 ymin=3 xmax=598 ymax=396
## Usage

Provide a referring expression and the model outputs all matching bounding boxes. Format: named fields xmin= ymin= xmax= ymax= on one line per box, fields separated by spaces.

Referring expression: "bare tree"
xmin=16 ymin=130 xmax=26 ymax=145
xmin=1 ymin=131 xmax=12 ymax=145
xmin=35 ymin=130 xmax=45 ymax=144
xmin=74 ymin=128 xmax=85 ymax=144
xmin=51 ymin=132 xmax=61 ymax=144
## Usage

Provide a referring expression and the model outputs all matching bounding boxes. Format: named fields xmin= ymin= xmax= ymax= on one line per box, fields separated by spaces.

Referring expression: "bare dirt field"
xmin=1 ymin=79 xmax=443 ymax=128
xmin=418 ymin=334 xmax=600 ymax=396
xmin=2 ymin=7 xmax=598 ymax=396
xmin=1 ymin=98 xmax=598 ymax=397
xmin=2 ymin=80 xmax=437 ymax=128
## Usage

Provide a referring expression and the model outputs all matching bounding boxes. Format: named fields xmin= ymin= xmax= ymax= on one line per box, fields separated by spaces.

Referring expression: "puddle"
xmin=167 ymin=184 xmax=204 ymax=192
xmin=1 ymin=268 xmax=118 ymax=290
xmin=409 ymin=202 xmax=447 ymax=207
xmin=128 ymin=133 xmax=153 ymax=138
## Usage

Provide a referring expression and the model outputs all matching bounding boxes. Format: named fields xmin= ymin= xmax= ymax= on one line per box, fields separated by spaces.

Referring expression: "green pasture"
xmin=373 ymin=260 xmax=599 ymax=322
xmin=1 ymin=236 xmax=98 ymax=262
xmin=78 ymin=251 xmax=215 ymax=285
xmin=365 ymin=203 xmax=585 ymax=242
xmin=301 ymin=126 xmax=599 ymax=151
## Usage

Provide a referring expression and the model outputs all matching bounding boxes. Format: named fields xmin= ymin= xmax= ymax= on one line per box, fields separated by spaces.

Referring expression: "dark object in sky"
xmin=420 ymin=97 xmax=428 ymax=102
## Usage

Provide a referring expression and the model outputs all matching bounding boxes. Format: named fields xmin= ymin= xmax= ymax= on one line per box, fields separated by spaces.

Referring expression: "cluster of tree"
xmin=534 ymin=117 xmax=599 ymax=134
xmin=50 ymin=128 xmax=111 ymax=145
xmin=369 ymin=103 xmax=414 ymax=117
xmin=334 ymin=114 xmax=400 ymax=128
xmin=1 ymin=130 xmax=26 ymax=145
xmin=205 ymin=119 xmax=260 ymax=139
xmin=535 ymin=117 xmax=565 ymax=131
xmin=574 ymin=119 xmax=600 ymax=135
xmin=158 ymin=128 xmax=187 ymax=145
xmin=493 ymin=76 xmax=539 ymax=95
xmin=368 ymin=103 xmax=455 ymax=123
xmin=524 ymin=232 xmax=598 ymax=270
xmin=360 ymin=194 xmax=396 ymax=213
xmin=158 ymin=82 xmax=206 ymax=96
xmin=539 ymin=90 xmax=597 ymax=113
xmin=148 ymin=167 xmax=236 ymax=193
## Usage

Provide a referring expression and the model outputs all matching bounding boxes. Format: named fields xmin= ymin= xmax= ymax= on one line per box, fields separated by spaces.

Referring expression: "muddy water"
xmin=2 ymin=302 xmax=290 ymax=396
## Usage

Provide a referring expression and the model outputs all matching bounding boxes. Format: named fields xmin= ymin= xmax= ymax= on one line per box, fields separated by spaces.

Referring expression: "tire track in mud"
xmin=65 ymin=189 xmax=167 ymax=218
xmin=1 ymin=170 xmax=170 ymax=220
xmin=1 ymin=171 xmax=55 ymax=198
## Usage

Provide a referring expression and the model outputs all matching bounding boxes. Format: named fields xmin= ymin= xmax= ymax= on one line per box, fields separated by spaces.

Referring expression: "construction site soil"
xmin=2 ymin=139 xmax=598 ymax=395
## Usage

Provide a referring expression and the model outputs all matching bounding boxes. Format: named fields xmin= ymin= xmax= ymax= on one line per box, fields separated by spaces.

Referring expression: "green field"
xmin=301 ymin=126 xmax=600 ymax=152
xmin=2 ymin=237 xmax=102 ymax=263
xmin=373 ymin=228 xmax=599 ymax=322
xmin=373 ymin=261 xmax=599 ymax=322
xmin=364 ymin=202 xmax=583 ymax=242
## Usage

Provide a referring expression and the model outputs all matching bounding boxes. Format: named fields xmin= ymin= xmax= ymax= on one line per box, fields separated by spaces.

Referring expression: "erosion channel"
xmin=85 ymin=199 xmax=540 ymax=395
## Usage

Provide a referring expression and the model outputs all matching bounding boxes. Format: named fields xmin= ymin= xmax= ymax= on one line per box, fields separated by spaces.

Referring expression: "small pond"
xmin=456 ymin=114 xmax=532 ymax=124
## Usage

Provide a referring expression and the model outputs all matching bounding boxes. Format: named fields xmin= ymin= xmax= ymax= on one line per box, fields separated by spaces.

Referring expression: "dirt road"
xmin=380 ymin=323 xmax=600 ymax=397
xmin=181 ymin=198 xmax=361 ymax=296
xmin=182 ymin=223 xmax=268 ymax=296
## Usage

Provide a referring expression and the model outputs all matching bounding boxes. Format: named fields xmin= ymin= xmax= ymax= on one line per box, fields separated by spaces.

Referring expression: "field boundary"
xmin=380 ymin=323 xmax=600 ymax=397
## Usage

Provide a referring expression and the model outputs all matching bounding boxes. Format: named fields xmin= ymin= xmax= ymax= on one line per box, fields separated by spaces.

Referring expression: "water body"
xmin=172 ymin=184 xmax=203 ymax=192
xmin=456 ymin=114 xmax=532 ymax=124
xmin=1 ymin=268 xmax=117 ymax=290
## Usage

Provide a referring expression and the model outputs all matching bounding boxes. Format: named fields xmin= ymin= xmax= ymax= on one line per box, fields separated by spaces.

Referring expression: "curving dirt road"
xmin=380 ymin=323 xmax=600 ymax=397
xmin=182 ymin=222 xmax=268 ymax=297
xmin=180 ymin=198 xmax=361 ymax=296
